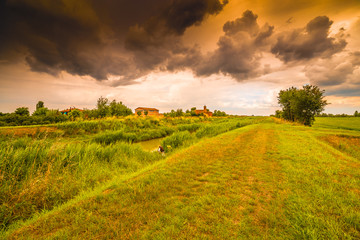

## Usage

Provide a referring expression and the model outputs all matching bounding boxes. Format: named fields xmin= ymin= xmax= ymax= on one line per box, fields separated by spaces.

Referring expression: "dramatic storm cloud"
xmin=0 ymin=0 xmax=227 ymax=83
xmin=195 ymin=10 xmax=274 ymax=80
xmin=271 ymin=16 xmax=346 ymax=62
xmin=1 ymin=0 xmax=359 ymax=115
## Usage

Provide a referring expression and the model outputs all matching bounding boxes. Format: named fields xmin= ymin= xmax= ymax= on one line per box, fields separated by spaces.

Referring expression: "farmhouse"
xmin=60 ymin=107 xmax=83 ymax=115
xmin=135 ymin=107 xmax=160 ymax=116
xmin=195 ymin=106 xmax=213 ymax=116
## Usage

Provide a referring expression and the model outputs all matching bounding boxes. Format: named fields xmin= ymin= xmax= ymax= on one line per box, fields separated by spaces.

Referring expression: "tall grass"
xmin=0 ymin=116 xmax=258 ymax=231
xmin=0 ymin=137 xmax=162 ymax=230
xmin=161 ymin=131 xmax=195 ymax=152
xmin=56 ymin=116 xmax=212 ymax=136
xmin=161 ymin=117 xmax=259 ymax=152
xmin=176 ymin=123 xmax=201 ymax=132
xmin=195 ymin=117 xmax=256 ymax=138
xmin=93 ymin=127 xmax=175 ymax=145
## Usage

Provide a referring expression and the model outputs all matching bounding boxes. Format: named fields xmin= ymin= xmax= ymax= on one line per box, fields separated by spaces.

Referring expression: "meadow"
xmin=0 ymin=116 xmax=261 ymax=232
xmin=313 ymin=117 xmax=360 ymax=131
xmin=1 ymin=116 xmax=360 ymax=239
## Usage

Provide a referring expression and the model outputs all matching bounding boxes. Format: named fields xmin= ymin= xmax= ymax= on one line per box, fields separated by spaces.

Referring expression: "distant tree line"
xmin=163 ymin=108 xmax=227 ymax=117
xmin=0 ymin=97 xmax=133 ymax=127
xmin=83 ymin=97 xmax=132 ymax=119
xmin=274 ymin=85 xmax=328 ymax=126
xmin=316 ymin=111 xmax=360 ymax=117
xmin=0 ymin=99 xmax=230 ymax=126
xmin=0 ymin=102 xmax=68 ymax=126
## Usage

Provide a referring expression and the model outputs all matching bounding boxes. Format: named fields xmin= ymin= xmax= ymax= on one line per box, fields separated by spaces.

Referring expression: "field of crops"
xmin=1 ymin=116 xmax=359 ymax=239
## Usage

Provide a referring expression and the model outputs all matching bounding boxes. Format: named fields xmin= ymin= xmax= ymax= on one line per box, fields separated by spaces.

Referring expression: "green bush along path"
xmin=6 ymin=121 xmax=360 ymax=239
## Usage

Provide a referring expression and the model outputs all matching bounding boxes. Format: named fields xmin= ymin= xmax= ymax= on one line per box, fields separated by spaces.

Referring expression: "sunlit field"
xmin=0 ymin=116 xmax=261 ymax=232
xmin=314 ymin=117 xmax=360 ymax=131
xmin=1 ymin=116 xmax=360 ymax=239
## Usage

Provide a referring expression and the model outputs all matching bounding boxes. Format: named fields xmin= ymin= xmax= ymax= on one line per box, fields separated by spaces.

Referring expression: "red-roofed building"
xmin=135 ymin=107 xmax=160 ymax=116
xmin=195 ymin=106 xmax=213 ymax=116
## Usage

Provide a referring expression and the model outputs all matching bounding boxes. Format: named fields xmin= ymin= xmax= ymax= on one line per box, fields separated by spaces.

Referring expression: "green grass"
xmin=0 ymin=116 xmax=258 ymax=231
xmin=314 ymin=117 xmax=360 ymax=131
xmin=1 ymin=117 xmax=360 ymax=239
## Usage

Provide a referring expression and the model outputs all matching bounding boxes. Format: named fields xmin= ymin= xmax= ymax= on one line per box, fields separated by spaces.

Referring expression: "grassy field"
xmin=314 ymin=117 xmax=360 ymax=131
xmin=1 ymin=117 xmax=360 ymax=239
xmin=0 ymin=116 xmax=260 ymax=232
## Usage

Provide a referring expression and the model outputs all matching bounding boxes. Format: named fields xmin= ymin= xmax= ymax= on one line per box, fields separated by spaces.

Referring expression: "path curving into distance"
xmin=6 ymin=122 xmax=360 ymax=239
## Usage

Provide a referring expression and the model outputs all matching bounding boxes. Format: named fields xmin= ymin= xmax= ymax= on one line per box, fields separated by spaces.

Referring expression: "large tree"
xmin=277 ymin=85 xmax=328 ymax=126
xmin=14 ymin=107 xmax=30 ymax=116
xmin=109 ymin=100 xmax=132 ymax=116
xmin=97 ymin=97 xmax=133 ymax=118
xmin=36 ymin=101 xmax=44 ymax=110
xmin=33 ymin=101 xmax=48 ymax=116
xmin=97 ymin=96 xmax=110 ymax=118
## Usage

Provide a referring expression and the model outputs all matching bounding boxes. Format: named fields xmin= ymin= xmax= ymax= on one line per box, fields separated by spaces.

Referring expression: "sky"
xmin=0 ymin=0 xmax=360 ymax=115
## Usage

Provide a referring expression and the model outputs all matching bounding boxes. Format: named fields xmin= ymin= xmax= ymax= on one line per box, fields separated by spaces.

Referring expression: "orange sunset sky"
xmin=1 ymin=0 xmax=360 ymax=115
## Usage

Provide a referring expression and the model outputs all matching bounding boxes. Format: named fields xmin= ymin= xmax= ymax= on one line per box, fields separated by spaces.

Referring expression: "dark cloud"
xmin=124 ymin=0 xmax=228 ymax=78
xmin=305 ymin=61 xmax=353 ymax=86
xmin=222 ymin=10 xmax=259 ymax=36
xmin=125 ymin=0 xmax=227 ymax=50
xmin=0 ymin=1 xmax=355 ymax=89
xmin=326 ymin=86 xmax=360 ymax=97
xmin=0 ymin=0 xmax=227 ymax=83
xmin=304 ymin=51 xmax=360 ymax=90
xmin=271 ymin=16 xmax=347 ymax=62
xmin=194 ymin=10 xmax=274 ymax=80
xmin=301 ymin=20 xmax=359 ymax=90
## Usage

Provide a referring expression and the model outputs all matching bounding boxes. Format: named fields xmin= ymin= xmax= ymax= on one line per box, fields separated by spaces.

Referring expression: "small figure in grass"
xmin=158 ymin=145 xmax=165 ymax=156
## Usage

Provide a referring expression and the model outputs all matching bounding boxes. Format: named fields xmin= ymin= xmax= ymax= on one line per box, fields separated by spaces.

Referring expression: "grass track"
xmin=5 ymin=122 xmax=360 ymax=239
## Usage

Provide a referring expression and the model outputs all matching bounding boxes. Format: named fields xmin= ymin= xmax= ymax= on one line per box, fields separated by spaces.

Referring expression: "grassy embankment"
xmin=0 ymin=116 xmax=260 ymax=232
xmin=2 ymin=117 xmax=360 ymax=239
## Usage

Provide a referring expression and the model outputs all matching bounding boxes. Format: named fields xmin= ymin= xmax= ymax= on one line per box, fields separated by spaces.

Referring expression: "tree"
xmin=36 ymin=101 xmax=44 ymax=110
xmin=97 ymin=96 xmax=110 ymax=118
xmin=169 ymin=109 xmax=176 ymax=117
xmin=213 ymin=110 xmax=227 ymax=116
xmin=277 ymin=87 xmax=297 ymax=121
xmin=15 ymin=107 xmax=30 ymax=116
xmin=33 ymin=107 xmax=49 ymax=116
xmin=137 ymin=111 xmax=142 ymax=116
xmin=144 ymin=110 xmax=148 ymax=116
xmin=355 ymin=110 xmax=359 ymax=117
xmin=68 ymin=109 xmax=82 ymax=120
xmin=277 ymin=85 xmax=328 ymax=126
xmin=190 ymin=107 xmax=197 ymax=116
xmin=33 ymin=101 xmax=49 ymax=116
xmin=109 ymin=100 xmax=133 ymax=116
xmin=274 ymin=110 xmax=283 ymax=118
